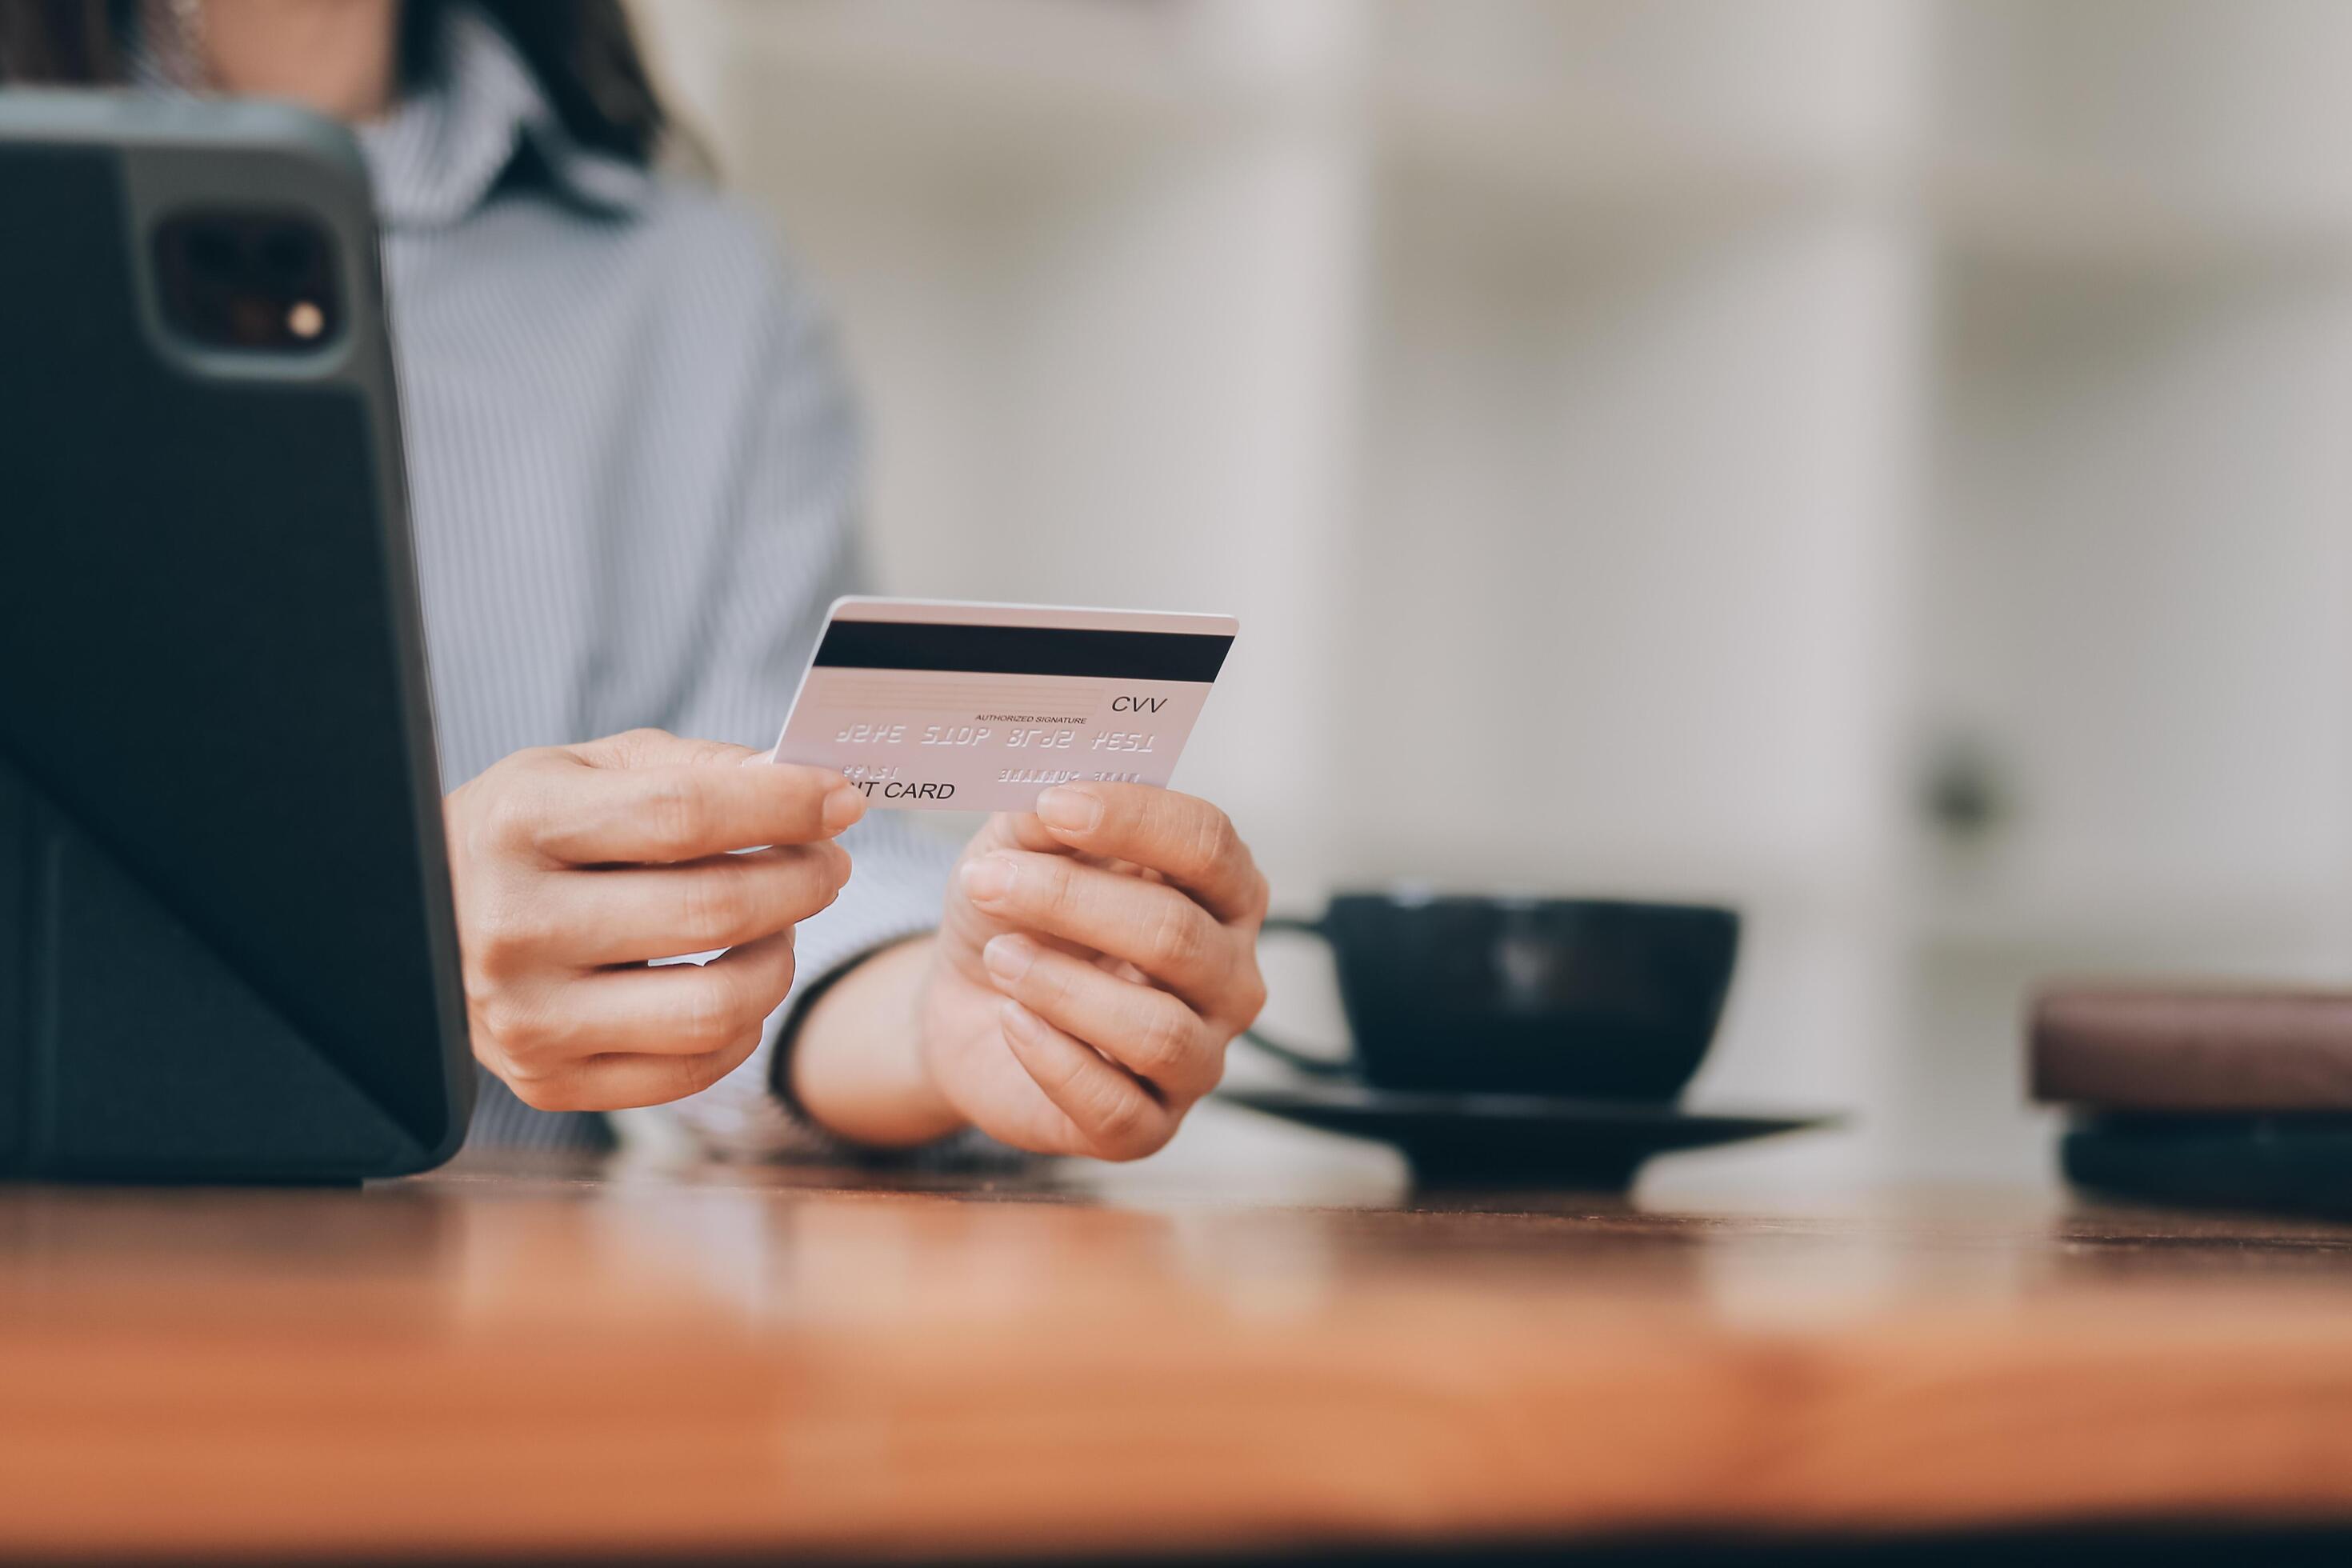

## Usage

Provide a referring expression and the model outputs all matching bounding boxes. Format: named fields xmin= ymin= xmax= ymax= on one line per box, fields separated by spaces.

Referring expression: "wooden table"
xmin=10 ymin=1142 xmax=2352 ymax=1563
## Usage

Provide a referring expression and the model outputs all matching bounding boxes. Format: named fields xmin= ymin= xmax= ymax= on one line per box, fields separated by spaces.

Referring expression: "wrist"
xmin=782 ymin=935 xmax=966 ymax=1147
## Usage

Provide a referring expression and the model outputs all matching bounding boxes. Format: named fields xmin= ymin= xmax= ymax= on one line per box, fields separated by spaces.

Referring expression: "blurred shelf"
xmin=1917 ymin=879 xmax=2352 ymax=955
xmin=1930 ymin=161 xmax=2352 ymax=278
xmin=1366 ymin=0 xmax=1918 ymax=215
xmin=1366 ymin=142 xmax=2352 ymax=268
xmin=1925 ymin=0 xmax=2352 ymax=244
xmin=1373 ymin=86 xmax=1889 ymax=229
xmin=1369 ymin=0 xmax=1922 ymax=156
xmin=686 ymin=0 xmax=1912 ymax=218
xmin=698 ymin=0 xmax=1318 ymax=153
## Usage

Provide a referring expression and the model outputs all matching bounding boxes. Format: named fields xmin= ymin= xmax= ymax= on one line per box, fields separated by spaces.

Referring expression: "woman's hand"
xmin=443 ymin=728 xmax=864 ymax=1111
xmin=790 ymin=783 xmax=1270 ymax=1160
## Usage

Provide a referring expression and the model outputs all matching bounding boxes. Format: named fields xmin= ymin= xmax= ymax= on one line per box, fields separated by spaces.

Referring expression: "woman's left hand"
xmin=914 ymin=784 xmax=1270 ymax=1158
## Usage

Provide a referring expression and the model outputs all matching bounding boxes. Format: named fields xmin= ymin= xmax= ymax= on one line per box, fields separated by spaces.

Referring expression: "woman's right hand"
xmin=442 ymin=728 xmax=865 ymax=1111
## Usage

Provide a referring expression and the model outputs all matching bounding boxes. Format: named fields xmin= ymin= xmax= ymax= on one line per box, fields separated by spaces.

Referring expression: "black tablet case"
xmin=0 ymin=98 xmax=471 ymax=1179
xmin=2062 ymin=1119 xmax=2352 ymax=1218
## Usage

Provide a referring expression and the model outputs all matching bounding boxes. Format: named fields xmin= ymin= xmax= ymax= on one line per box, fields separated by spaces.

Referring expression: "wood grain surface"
xmin=6 ymin=1148 xmax=2352 ymax=1561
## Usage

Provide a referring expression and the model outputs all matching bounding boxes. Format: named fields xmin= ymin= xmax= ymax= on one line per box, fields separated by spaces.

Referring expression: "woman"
xmin=0 ymin=0 xmax=1269 ymax=1161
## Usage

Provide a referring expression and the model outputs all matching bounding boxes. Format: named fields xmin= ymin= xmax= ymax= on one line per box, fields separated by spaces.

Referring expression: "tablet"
xmin=0 ymin=93 xmax=473 ymax=1179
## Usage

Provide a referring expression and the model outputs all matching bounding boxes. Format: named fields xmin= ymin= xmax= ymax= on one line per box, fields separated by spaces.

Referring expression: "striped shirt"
xmin=346 ymin=9 xmax=958 ymax=1154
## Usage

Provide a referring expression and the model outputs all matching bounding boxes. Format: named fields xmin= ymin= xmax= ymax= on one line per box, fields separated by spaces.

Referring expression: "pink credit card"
xmin=767 ymin=598 xmax=1238 ymax=812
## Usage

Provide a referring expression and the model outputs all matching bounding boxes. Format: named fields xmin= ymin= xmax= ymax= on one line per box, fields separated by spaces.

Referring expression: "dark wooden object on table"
xmin=2034 ymin=984 xmax=2352 ymax=1111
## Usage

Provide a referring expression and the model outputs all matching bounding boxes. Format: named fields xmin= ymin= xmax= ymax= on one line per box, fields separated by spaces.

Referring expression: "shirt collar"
xmin=359 ymin=6 xmax=654 ymax=231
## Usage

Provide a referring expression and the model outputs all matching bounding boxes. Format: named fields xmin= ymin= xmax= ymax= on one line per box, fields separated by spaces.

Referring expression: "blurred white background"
xmin=631 ymin=0 xmax=2352 ymax=1187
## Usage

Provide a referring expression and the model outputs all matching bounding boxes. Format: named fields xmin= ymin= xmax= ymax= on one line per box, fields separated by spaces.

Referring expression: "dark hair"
xmin=0 ymin=0 xmax=668 ymax=165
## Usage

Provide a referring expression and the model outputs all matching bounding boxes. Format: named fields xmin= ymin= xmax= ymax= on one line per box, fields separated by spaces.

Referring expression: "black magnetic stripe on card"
xmin=814 ymin=620 xmax=1234 ymax=682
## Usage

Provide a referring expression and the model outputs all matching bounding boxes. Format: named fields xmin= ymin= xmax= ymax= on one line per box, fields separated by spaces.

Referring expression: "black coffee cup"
xmin=1246 ymin=893 xmax=1740 ymax=1101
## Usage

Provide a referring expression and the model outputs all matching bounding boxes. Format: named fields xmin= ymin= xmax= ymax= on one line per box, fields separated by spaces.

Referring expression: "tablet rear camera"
xmin=154 ymin=210 xmax=341 ymax=352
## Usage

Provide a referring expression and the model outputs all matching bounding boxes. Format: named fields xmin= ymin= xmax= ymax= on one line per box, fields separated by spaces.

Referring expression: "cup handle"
xmin=1242 ymin=914 xmax=1357 ymax=1078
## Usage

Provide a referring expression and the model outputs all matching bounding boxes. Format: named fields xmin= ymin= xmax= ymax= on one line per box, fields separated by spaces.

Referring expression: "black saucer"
xmin=1218 ymin=1082 xmax=1835 ymax=1189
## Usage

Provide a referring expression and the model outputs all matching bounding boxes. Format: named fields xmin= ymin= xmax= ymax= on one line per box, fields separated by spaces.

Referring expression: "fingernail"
xmin=822 ymin=782 xmax=867 ymax=834
xmin=998 ymin=998 xmax=1039 ymax=1043
xmin=1034 ymin=786 xmax=1102 ymax=833
xmin=960 ymin=854 xmax=1017 ymax=903
xmin=982 ymin=933 xmax=1037 ymax=984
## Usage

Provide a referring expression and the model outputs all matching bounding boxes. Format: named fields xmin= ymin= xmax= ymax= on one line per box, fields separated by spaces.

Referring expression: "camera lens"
xmin=152 ymin=210 xmax=341 ymax=354
xmin=185 ymin=224 xmax=238 ymax=275
xmin=258 ymin=228 xmax=316 ymax=282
